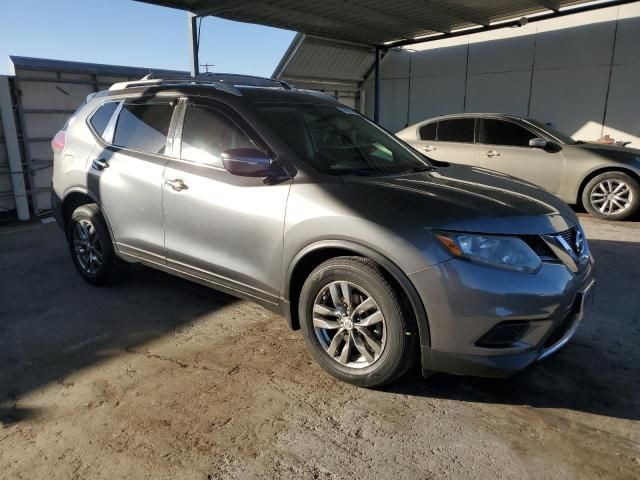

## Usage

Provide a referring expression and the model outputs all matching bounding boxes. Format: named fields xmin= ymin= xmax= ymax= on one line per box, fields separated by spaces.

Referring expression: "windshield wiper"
xmin=399 ymin=164 xmax=436 ymax=175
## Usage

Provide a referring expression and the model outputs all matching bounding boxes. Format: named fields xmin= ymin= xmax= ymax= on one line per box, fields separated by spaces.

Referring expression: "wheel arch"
xmin=61 ymin=188 xmax=116 ymax=243
xmin=283 ymin=240 xmax=431 ymax=348
xmin=577 ymin=166 xmax=640 ymax=207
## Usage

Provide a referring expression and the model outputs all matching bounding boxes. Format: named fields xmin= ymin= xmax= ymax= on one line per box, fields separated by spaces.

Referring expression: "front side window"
xmin=256 ymin=104 xmax=429 ymax=176
xmin=113 ymin=103 xmax=174 ymax=155
xmin=419 ymin=122 xmax=436 ymax=141
xmin=180 ymin=106 xmax=255 ymax=167
xmin=89 ymin=101 xmax=118 ymax=138
xmin=437 ymin=119 xmax=475 ymax=143
xmin=482 ymin=119 xmax=537 ymax=147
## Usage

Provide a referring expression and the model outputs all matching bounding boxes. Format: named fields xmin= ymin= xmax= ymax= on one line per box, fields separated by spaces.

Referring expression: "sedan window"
xmin=482 ymin=119 xmax=537 ymax=147
xmin=437 ymin=119 xmax=474 ymax=143
xmin=419 ymin=122 xmax=436 ymax=141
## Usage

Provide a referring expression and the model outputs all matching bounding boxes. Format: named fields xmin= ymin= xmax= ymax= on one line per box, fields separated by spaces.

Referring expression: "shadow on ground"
xmin=0 ymin=224 xmax=236 ymax=423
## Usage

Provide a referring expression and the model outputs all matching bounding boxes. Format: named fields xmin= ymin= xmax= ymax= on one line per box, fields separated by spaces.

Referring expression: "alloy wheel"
xmin=590 ymin=179 xmax=633 ymax=215
xmin=312 ymin=281 xmax=386 ymax=368
xmin=73 ymin=219 xmax=103 ymax=275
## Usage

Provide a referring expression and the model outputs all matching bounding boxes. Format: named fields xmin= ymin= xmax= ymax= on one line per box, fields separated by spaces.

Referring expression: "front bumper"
xmin=410 ymin=255 xmax=595 ymax=378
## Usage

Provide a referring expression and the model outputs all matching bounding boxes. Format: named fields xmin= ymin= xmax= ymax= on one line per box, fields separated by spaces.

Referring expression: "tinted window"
xmin=113 ymin=103 xmax=174 ymax=154
xmin=181 ymin=106 xmax=255 ymax=167
xmin=437 ymin=119 xmax=474 ymax=143
xmin=482 ymin=119 xmax=537 ymax=147
xmin=90 ymin=102 xmax=118 ymax=138
xmin=419 ymin=122 xmax=436 ymax=141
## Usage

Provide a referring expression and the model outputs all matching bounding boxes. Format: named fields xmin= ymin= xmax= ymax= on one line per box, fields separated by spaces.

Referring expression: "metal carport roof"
xmin=135 ymin=0 xmax=634 ymax=47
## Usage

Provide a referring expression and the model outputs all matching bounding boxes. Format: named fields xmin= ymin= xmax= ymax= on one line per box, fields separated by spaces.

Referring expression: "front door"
xmin=162 ymin=101 xmax=291 ymax=304
xmin=477 ymin=118 xmax=564 ymax=194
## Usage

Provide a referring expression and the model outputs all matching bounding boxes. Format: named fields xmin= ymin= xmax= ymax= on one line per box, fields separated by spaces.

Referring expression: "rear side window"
xmin=482 ymin=119 xmax=537 ymax=147
xmin=419 ymin=122 xmax=436 ymax=141
xmin=113 ymin=103 xmax=174 ymax=155
xmin=180 ymin=105 xmax=255 ymax=167
xmin=89 ymin=102 xmax=118 ymax=138
xmin=437 ymin=119 xmax=475 ymax=143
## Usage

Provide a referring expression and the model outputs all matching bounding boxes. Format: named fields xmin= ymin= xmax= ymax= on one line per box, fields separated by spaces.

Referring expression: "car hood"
xmin=572 ymin=142 xmax=640 ymax=162
xmin=343 ymin=164 xmax=578 ymax=235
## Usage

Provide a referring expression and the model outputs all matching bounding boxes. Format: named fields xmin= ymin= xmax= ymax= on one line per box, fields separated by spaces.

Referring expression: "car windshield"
xmin=525 ymin=118 xmax=577 ymax=145
xmin=255 ymin=103 xmax=431 ymax=176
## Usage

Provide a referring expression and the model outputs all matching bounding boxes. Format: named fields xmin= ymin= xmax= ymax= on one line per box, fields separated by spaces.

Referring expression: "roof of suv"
xmin=101 ymin=74 xmax=339 ymax=106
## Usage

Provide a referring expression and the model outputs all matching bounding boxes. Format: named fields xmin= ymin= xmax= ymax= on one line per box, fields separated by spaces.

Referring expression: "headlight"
xmin=434 ymin=231 xmax=542 ymax=273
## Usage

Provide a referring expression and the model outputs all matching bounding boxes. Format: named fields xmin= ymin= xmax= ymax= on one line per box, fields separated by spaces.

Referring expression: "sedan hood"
xmin=343 ymin=164 xmax=578 ymax=235
xmin=573 ymin=142 xmax=640 ymax=162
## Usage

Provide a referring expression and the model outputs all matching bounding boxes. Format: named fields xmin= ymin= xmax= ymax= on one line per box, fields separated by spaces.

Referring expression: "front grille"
xmin=558 ymin=227 xmax=580 ymax=255
xmin=520 ymin=235 xmax=557 ymax=261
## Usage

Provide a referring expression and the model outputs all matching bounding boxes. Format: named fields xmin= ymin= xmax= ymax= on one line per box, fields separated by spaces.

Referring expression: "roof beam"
xmin=532 ymin=0 xmax=561 ymax=12
xmin=421 ymin=1 xmax=490 ymax=27
xmin=320 ymin=0 xmax=450 ymax=35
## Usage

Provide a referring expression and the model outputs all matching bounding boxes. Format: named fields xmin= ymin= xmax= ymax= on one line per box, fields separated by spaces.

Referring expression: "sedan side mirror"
xmin=528 ymin=137 xmax=548 ymax=149
xmin=221 ymin=148 xmax=276 ymax=177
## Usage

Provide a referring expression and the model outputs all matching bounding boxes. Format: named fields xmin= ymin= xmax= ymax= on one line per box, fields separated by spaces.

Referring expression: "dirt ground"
xmin=0 ymin=214 xmax=638 ymax=479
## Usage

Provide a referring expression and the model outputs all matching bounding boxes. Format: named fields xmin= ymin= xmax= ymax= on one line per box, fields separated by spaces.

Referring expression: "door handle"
xmin=91 ymin=158 xmax=109 ymax=170
xmin=423 ymin=145 xmax=437 ymax=152
xmin=165 ymin=178 xmax=188 ymax=192
xmin=485 ymin=150 xmax=501 ymax=157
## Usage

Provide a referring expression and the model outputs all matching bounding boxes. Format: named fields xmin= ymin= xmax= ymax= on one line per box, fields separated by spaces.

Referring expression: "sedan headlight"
xmin=434 ymin=231 xmax=542 ymax=273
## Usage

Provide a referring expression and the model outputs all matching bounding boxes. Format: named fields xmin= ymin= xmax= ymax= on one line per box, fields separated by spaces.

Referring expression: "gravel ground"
xmin=0 ymin=214 xmax=638 ymax=479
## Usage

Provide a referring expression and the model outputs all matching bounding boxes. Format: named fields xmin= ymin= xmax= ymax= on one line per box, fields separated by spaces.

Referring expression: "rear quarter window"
xmin=419 ymin=122 xmax=436 ymax=141
xmin=89 ymin=102 xmax=118 ymax=138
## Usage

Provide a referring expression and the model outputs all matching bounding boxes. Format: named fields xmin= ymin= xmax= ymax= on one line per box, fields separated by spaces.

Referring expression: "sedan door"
xmin=162 ymin=100 xmax=291 ymax=304
xmin=410 ymin=118 xmax=479 ymax=165
xmin=477 ymin=118 xmax=564 ymax=194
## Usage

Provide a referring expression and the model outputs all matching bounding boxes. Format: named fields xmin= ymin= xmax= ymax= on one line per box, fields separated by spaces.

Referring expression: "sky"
xmin=0 ymin=0 xmax=297 ymax=76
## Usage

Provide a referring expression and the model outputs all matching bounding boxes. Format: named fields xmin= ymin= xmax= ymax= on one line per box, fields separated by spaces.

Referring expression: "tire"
xmin=67 ymin=204 xmax=125 ymax=286
xmin=299 ymin=256 xmax=417 ymax=387
xmin=582 ymin=171 xmax=640 ymax=221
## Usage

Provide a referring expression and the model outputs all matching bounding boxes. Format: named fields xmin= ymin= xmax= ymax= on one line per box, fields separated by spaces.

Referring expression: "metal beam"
xmin=188 ymin=12 xmax=199 ymax=76
xmin=373 ymin=47 xmax=381 ymax=124
xmin=0 ymin=76 xmax=30 ymax=221
xmin=389 ymin=0 xmax=637 ymax=47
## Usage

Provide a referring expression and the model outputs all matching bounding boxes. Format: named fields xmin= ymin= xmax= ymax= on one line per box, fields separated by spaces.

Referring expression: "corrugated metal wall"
xmin=364 ymin=1 xmax=640 ymax=147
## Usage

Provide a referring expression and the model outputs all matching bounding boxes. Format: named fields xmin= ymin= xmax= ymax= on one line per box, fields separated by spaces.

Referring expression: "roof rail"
xmin=108 ymin=74 xmax=242 ymax=96
xmin=197 ymin=72 xmax=292 ymax=90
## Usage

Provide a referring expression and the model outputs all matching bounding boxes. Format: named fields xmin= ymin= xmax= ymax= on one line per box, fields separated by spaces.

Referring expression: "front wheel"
xmin=299 ymin=256 xmax=417 ymax=387
xmin=582 ymin=172 xmax=639 ymax=221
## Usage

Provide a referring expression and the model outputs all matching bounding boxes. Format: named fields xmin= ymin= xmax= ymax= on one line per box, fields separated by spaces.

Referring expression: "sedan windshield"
xmin=526 ymin=119 xmax=577 ymax=145
xmin=256 ymin=103 xmax=431 ymax=175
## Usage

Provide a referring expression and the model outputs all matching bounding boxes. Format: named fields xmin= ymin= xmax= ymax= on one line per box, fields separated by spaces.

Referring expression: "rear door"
xmin=162 ymin=99 xmax=291 ymax=304
xmin=413 ymin=118 xmax=479 ymax=164
xmin=88 ymin=98 xmax=176 ymax=262
xmin=478 ymin=118 xmax=563 ymax=194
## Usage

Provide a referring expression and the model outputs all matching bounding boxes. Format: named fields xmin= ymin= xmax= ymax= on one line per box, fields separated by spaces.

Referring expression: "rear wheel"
xmin=299 ymin=256 xmax=417 ymax=387
xmin=582 ymin=171 xmax=639 ymax=221
xmin=67 ymin=204 xmax=125 ymax=285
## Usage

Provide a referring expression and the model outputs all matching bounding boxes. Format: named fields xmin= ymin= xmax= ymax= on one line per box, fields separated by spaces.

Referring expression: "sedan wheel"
xmin=582 ymin=172 xmax=640 ymax=221
xmin=589 ymin=179 xmax=633 ymax=216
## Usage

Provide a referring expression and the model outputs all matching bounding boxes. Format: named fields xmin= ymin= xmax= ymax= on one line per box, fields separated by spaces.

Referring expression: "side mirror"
xmin=221 ymin=148 xmax=275 ymax=177
xmin=528 ymin=137 xmax=548 ymax=149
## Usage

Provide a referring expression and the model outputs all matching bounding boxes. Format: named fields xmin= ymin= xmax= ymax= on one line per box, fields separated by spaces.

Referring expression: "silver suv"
xmin=52 ymin=75 xmax=595 ymax=387
xmin=397 ymin=113 xmax=640 ymax=221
